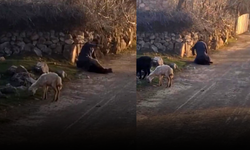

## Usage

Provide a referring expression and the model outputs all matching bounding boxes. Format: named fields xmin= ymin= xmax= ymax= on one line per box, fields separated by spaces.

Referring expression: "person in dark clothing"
xmin=191 ymin=39 xmax=213 ymax=65
xmin=76 ymin=39 xmax=112 ymax=74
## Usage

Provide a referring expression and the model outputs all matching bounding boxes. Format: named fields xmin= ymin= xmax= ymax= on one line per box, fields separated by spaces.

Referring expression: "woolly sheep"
xmin=147 ymin=65 xmax=174 ymax=87
xmin=28 ymin=72 xmax=63 ymax=101
xmin=152 ymin=56 xmax=164 ymax=67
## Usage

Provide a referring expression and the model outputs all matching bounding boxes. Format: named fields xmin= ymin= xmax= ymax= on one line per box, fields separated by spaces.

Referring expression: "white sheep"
xmin=147 ymin=65 xmax=174 ymax=87
xmin=28 ymin=72 xmax=63 ymax=101
xmin=152 ymin=56 xmax=164 ymax=67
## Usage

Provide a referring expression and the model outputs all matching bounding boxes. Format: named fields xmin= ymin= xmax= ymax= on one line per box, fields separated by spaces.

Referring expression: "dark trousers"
xmin=76 ymin=58 xmax=111 ymax=74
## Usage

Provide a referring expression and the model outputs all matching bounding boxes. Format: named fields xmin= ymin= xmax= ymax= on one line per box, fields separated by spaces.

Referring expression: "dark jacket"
xmin=191 ymin=40 xmax=211 ymax=64
xmin=191 ymin=40 xmax=208 ymax=57
xmin=77 ymin=42 xmax=97 ymax=61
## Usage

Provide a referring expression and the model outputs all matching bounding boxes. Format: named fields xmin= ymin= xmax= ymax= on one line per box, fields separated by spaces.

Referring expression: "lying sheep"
xmin=147 ymin=65 xmax=174 ymax=87
xmin=152 ymin=56 xmax=164 ymax=67
xmin=28 ymin=72 xmax=63 ymax=101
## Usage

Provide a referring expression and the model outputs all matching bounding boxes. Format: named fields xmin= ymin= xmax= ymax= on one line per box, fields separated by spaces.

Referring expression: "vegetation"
xmin=137 ymin=0 xmax=250 ymax=33
xmin=0 ymin=0 xmax=136 ymax=32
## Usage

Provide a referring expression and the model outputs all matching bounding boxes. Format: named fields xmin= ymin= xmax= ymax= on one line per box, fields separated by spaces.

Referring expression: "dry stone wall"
xmin=137 ymin=25 xmax=235 ymax=57
xmin=0 ymin=29 xmax=135 ymax=63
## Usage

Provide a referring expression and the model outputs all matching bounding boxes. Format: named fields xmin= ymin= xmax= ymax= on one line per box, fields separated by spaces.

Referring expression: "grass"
xmin=0 ymin=54 xmax=79 ymax=108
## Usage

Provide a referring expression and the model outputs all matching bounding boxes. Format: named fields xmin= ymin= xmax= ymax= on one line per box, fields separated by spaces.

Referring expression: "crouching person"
xmin=76 ymin=38 xmax=113 ymax=74
xmin=191 ymin=38 xmax=213 ymax=65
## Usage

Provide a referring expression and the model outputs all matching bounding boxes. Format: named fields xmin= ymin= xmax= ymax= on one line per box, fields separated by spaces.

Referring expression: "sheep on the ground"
xmin=28 ymin=72 xmax=63 ymax=101
xmin=147 ymin=65 xmax=174 ymax=87
xmin=137 ymin=56 xmax=152 ymax=79
xmin=152 ymin=56 xmax=164 ymax=67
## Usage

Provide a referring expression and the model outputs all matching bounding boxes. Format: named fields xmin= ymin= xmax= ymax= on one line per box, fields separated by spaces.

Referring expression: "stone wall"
xmin=137 ymin=25 xmax=235 ymax=57
xmin=0 ymin=29 xmax=135 ymax=63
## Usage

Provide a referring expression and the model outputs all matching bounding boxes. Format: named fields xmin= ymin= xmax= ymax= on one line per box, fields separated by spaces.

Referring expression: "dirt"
xmin=137 ymin=32 xmax=250 ymax=148
xmin=0 ymin=51 xmax=136 ymax=148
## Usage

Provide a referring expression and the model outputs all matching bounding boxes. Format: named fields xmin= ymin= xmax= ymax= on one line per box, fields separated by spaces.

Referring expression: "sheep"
xmin=28 ymin=72 xmax=63 ymax=101
xmin=137 ymin=56 xmax=152 ymax=79
xmin=147 ymin=65 xmax=174 ymax=87
xmin=152 ymin=56 xmax=164 ymax=67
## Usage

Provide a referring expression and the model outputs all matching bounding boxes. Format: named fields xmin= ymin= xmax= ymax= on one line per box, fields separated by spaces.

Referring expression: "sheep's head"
xmin=28 ymin=85 xmax=37 ymax=96
xmin=147 ymin=75 xmax=154 ymax=83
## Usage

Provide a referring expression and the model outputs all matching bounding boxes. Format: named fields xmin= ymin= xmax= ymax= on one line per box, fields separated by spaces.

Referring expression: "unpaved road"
xmin=0 ymin=52 xmax=136 ymax=148
xmin=137 ymin=33 xmax=250 ymax=148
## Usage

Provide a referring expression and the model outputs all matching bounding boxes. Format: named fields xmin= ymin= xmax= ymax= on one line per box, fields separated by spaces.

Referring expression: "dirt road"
xmin=137 ymin=33 xmax=250 ymax=148
xmin=0 ymin=52 xmax=136 ymax=148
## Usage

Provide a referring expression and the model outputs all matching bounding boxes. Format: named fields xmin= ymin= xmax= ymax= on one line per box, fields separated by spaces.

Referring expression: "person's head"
xmin=90 ymin=38 xmax=99 ymax=48
xmin=198 ymin=36 xmax=204 ymax=41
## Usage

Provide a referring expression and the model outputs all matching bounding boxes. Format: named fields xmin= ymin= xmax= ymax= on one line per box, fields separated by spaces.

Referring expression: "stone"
xmin=65 ymin=39 xmax=74 ymax=44
xmin=0 ymin=38 xmax=9 ymax=44
xmin=0 ymin=91 xmax=7 ymax=98
xmin=11 ymin=72 xmax=36 ymax=87
xmin=30 ymin=34 xmax=39 ymax=41
xmin=33 ymin=47 xmax=43 ymax=57
xmin=6 ymin=65 xmax=17 ymax=76
xmin=16 ymin=65 xmax=28 ymax=73
xmin=151 ymin=45 xmax=158 ymax=52
xmin=0 ymin=84 xmax=17 ymax=94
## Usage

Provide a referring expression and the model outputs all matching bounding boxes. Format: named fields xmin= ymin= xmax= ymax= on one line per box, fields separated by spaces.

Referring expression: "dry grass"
xmin=137 ymin=0 xmax=240 ymax=33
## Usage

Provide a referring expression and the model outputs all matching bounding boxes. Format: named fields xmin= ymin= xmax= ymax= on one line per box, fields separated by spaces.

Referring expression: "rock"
xmin=65 ymin=39 xmax=74 ymax=44
xmin=37 ymin=44 xmax=51 ymax=54
xmin=6 ymin=65 xmax=17 ymax=76
xmin=0 ymin=37 xmax=10 ymax=43
xmin=0 ymin=56 xmax=5 ymax=61
xmin=11 ymin=72 xmax=36 ymax=87
xmin=56 ymin=70 xmax=67 ymax=78
xmin=151 ymin=45 xmax=158 ymax=53
xmin=51 ymin=37 xmax=59 ymax=43
xmin=33 ymin=62 xmax=49 ymax=74
xmin=33 ymin=47 xmax=43 ymax=57
xmin=30 ymin=34 xmax=39 ymax=41
xmin=0 ymin=91 xmax=7 ymax=98
xmin=0 ymin=84 xmax=17 ymax=94
xmin=16 ymin=86 xmax=28 ymax=91
xmin=16 ymin=65 xmax=28 ymax=74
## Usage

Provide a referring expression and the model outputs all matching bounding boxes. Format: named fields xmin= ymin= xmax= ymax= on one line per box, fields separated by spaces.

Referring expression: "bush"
xmin=137 ymin=10 xmax=196 ymax=33
xmin=0 ymin=0 xmax=136 ymax=32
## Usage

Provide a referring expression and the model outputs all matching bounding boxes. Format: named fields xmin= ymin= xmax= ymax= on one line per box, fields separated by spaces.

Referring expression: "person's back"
xmin=192 ymin=41 xmax=207 ymax=57
xmin=191 ymin=40 xmax=212 ymax=65
xmin=78 ymin=42 xmax=96 ymax=61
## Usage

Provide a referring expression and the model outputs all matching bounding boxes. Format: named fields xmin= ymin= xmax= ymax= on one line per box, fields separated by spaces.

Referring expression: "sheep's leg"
xmin=166 ymin=76 xmax=170 ymax=87
xmin=146 ymin=68 xmax=151 ymax=76
xmin=159 ymin=75 xmax=163 ymax=86
xmin=142 ymin=69 xmax=147 ymax=79
xmin=169 ymin=78 xmax=172 ymax=87
xmin=51 ymin=87 xmax=57 ymax=102
xmin=56 ymin=88 xmax=60 ymax=101
xmin=54 ymin=89 xmax=58 ymax=102
xmin=138 ymin=70 xmax=142 ymax=79
xmin=42 ymin=86 xmax=48 ymax=100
